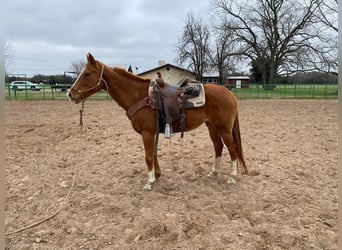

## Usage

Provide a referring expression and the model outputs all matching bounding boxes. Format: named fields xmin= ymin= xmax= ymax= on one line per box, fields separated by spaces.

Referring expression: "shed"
xmin=224 ymin=76 xmax=250 ymax=89
xmin=202 ymin=72 xmax=220 ymax=85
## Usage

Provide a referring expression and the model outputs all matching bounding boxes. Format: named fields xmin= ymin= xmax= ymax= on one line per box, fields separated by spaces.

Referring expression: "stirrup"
xmin=164 ymin=123 xmax=173 ymax=139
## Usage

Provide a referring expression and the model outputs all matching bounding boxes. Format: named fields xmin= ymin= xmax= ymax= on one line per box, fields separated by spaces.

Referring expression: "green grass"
xmin=229 ymin=83 xmax=338 ymax=99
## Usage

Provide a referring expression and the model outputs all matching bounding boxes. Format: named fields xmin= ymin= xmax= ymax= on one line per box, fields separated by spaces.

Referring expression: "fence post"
xmin=51 ymin=86 xmax=55 ymax=99
xmin=42 ymin=85 xmax=46 ymax=100
xmin=312 ymin=84 xmax=315 ymax=98
xmin=25 ymin=88 xmax=29 ymax=100
xmin=13 ymin=88 xmax=17 ymax=100
xmin=7 ymin=85 xmax=11 ymax=100
xmin=324 ymin=83 xmax=327 ymax=98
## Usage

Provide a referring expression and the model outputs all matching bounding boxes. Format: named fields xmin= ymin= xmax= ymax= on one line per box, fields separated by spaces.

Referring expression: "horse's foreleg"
xmin=153 ymin=154 xmax=161 ymax=179
xmin=145 ymin=167 xmax=155 ymax=191
xmin=141 ymin=131 xmax=156 ymax=191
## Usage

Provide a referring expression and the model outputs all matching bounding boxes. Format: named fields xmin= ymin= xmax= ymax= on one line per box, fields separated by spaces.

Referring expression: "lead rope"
xmin=5 ymin=104 xmax=85 ymax=236
xmin=79 ymin=100 xmax=85 ymax=127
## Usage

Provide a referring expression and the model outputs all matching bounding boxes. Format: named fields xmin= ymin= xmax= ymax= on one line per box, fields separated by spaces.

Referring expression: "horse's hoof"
xmin=143 ymin=183 xmax=153 ymax=191
xmin=227 ymin=177 xmax=236 ymax=184
xmin=207 ymin=171 xmax=218 ymax=179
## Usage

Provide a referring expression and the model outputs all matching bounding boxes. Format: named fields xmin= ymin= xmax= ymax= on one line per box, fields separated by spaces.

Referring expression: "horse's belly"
xmin=184 ymin=107 xmax=207 ymax=131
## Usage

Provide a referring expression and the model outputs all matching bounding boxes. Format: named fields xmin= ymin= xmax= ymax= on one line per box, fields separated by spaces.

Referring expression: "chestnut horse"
xmin=67 ymin=53 xmax=247 ymax=191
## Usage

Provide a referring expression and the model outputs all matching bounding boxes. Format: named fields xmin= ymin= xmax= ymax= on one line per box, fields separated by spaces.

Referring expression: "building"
xmin=224 ymin=76 xmax=251 ymax=89
xmin=138 ymin=61 xmax=196 ymax=84
xmin=202 ymin=72 xmax=220 ymax=85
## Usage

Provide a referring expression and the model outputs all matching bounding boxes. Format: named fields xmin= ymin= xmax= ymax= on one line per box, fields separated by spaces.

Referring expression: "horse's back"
xmin=203 ymin=84 xmax=238 ymax=110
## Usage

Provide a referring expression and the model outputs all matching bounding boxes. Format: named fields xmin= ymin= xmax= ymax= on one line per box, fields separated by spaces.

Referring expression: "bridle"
xmin=71 ymin=63 xmax=109 ymax=96
xmin=69 ymin=63 xmax=110 ymax=126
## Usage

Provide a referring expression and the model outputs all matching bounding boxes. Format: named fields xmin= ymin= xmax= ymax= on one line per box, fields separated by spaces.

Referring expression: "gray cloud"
xmin=5 ymin=0 xmax=209 ymax=76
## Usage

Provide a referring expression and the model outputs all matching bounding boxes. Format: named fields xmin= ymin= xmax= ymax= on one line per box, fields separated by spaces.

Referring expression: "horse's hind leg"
xmin=205 ymin=122 xmax=224 ymax=178
xmin=220 ymin=130 xmax=238 ymax=184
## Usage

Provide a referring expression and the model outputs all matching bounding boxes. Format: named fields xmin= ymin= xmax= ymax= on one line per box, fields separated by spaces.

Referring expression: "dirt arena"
xmin=5 ymin=99 xmax=338 ymax=249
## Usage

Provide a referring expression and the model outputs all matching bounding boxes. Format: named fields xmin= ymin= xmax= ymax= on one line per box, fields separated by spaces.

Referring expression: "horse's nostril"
xmin=66 ymin=91 xmax=72 ymax=99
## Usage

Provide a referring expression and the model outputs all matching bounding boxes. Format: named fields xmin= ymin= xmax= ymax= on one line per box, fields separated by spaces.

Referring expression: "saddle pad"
xmin=185 ymin=83 xmax=206 ymax=108
xmin=149 ymin=81 xmax=206 ymax=108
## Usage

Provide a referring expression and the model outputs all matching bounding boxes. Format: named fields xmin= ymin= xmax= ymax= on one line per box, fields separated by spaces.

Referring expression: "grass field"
xmin=5 ymin=83 xmax=338 ymax=100
xmin=229 ymin=83 xmax=338 ymax=99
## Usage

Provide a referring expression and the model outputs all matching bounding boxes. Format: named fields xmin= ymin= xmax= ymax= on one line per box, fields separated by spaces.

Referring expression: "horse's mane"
xmin=112 ymin=67 xmax=151 ymax=84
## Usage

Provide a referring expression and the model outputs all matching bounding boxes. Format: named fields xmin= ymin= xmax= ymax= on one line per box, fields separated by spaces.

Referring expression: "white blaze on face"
xmin=66 ymin=67 xmax=86 ymax=101
xmin=71 ymin=67 xmax=86 ymax=90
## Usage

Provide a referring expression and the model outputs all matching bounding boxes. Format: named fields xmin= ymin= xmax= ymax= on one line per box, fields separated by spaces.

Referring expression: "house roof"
xmin=203 ymin=72 xmax=219 ymax=77
xmin=226 ymin=76 xmax=251 ymax=80
xmin=137 ymin=63 xmax=195 ymax=76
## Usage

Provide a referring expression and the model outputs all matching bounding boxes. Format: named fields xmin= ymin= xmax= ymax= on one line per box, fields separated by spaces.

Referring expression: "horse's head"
xmin=67 ymin=53 xmax=107 ymax=104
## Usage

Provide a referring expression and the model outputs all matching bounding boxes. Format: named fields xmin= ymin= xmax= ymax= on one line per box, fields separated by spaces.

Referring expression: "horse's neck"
xmin=104 ymin=67 xmax=149 ymax=111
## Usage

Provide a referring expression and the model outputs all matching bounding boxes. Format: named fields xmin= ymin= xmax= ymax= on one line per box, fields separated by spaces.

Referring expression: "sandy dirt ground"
xmin=5 ymin=99 xmax=338 ymax=249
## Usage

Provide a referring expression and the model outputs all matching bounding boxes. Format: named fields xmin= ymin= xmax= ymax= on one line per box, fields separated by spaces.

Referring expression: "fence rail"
xmin=4 ymin=83 xmax=338 ymax=100
xmin=228 ymin=83 xmax=338 ymax=99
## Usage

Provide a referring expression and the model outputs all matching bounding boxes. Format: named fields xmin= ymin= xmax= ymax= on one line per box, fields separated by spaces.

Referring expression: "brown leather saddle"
xmin=149 ymin=77 xmax=204 ymax=138
xmin=126 ymin=75 xmax=205 ymax=139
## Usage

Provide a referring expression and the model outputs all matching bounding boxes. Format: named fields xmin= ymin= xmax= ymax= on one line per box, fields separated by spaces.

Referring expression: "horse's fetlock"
xmin=207 ymin=170 xmax=218 ymax=178
xmin=227 ymin=176 xmax=236 ymax=184
xmin=143 ymin=183 xmax=153 ymax=191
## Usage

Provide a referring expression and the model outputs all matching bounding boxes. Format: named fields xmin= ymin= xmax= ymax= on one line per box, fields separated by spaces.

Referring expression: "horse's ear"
xmin=87 ymin=53 xmax=96 ymax=64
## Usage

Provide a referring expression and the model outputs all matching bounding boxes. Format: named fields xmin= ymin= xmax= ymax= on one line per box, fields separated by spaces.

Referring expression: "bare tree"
xmin=70 ymin=59 xmax=86 ymax=75
xmin=314 ymin=0 xmax=338 ymax=73
xmin=209 ymin=21 xmax=242 ymax=84
xmin=176 ymin=13 xmax=210 ymax=80
xmin=212 ymin=0 xmax=332 ymax=85
xmin=5 ymin=41 xmax=15 ymax=75
xmin=317 ymin=0 xmax=338 ymax=32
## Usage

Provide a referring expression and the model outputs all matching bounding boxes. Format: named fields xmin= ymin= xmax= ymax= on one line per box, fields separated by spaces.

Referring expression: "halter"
xmin=71 ymin=63 xmax=108 ymax=95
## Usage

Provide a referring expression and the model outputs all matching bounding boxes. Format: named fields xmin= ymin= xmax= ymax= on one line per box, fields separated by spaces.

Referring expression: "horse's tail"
xmin=233 ymin=112 xmax=248 ymax=174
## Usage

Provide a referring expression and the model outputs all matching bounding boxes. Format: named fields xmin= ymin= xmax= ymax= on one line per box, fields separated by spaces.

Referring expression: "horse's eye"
xmin=84 ymin=73 xmax=90 ymax=77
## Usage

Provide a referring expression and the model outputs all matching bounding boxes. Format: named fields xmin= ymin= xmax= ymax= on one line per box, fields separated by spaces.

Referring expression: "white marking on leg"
xmin=227 ymin=160 xmax=238 ymax=184
xmin=208 ymin=156 xmax=221 ymax=178
xmin=143 ymin=168 xmax=155 ymax=191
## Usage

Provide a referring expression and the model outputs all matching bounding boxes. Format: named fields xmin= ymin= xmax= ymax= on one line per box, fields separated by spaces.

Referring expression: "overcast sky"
xmin=4 ymin=0 xmax=210 ymax=77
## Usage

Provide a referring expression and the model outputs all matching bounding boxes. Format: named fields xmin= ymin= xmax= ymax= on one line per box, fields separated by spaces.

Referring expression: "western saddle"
xmin=149 ymin=72 xmax=203 ymax=138
xmin=126 ymin=72 xmax=205 ymax=139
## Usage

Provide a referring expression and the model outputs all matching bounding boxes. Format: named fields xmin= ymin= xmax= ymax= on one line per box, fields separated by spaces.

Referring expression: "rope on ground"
xmin=6 ymin=103 xmax=85 ymax=236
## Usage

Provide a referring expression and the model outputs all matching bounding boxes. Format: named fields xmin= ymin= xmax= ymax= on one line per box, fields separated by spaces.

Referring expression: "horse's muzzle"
xmin=66 ymin=90 xmax=82 ymax=104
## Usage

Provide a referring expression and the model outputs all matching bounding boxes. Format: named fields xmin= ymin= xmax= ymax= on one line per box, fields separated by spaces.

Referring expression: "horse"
xmin=67 ymin=53 xmax=247 ymax=191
